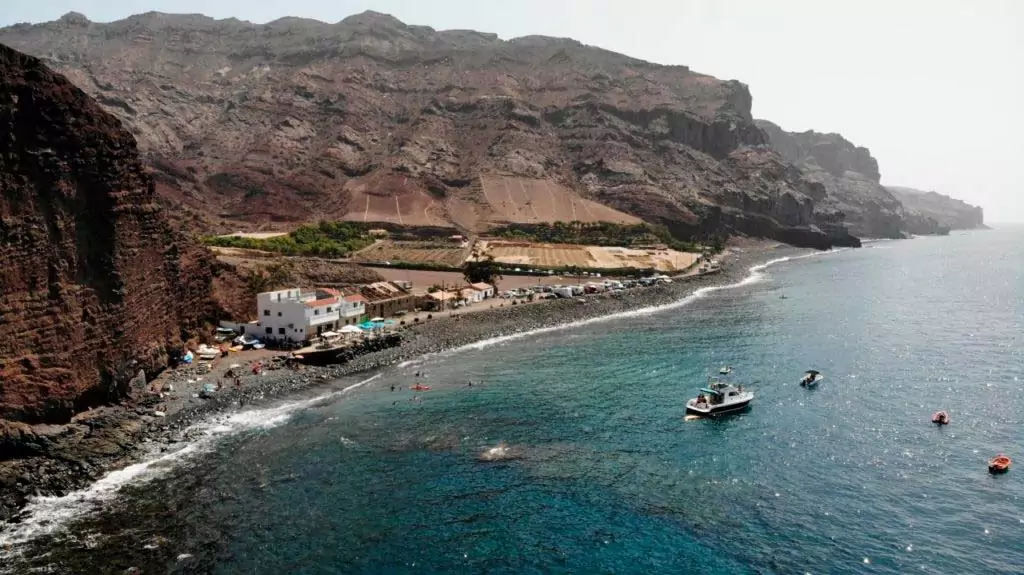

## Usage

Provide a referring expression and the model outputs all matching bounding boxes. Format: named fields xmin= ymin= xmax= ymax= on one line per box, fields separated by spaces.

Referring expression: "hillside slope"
xmin=0 ymin=44 xmax=214 ymax=425
xmin=0 ymin=11 xmax=858 ymax=248
xmin=887 ymin=186 xmax=985 ymax=231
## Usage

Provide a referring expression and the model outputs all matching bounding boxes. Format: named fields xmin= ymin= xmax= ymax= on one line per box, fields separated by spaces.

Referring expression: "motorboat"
xmin=989 ymin=454 xmax=1011 ymax=474
xmin=931 ymin=411 xmax=950 ymax=425
xmin=686 ymin=378 xmax=753 ymax=416
xmin=799 ymin=370 xmax=823 ymax=387
xmin=719 ymin=366 xmax=733 ymax=375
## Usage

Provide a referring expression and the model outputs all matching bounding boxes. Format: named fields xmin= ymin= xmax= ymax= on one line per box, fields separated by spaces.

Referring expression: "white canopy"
xmin=340 ymin=325 xmax=363 ymax=333
xmin=369 ymin=317 xmax=385 ymax=322
xmin=320 ymin=331 xmax=340 ymax=338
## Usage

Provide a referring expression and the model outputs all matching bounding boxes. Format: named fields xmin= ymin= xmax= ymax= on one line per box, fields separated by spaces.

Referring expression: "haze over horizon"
xmin=4 ymin=0 xmax=1021 ymax=221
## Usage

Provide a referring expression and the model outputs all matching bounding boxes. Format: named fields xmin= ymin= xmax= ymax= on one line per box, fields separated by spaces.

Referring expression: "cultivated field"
xmin=352 ymin=240 xmax=469 ymax=267
xmin=477 ymin=240 xmax=699 ymax=272
xmin=216 ymin=231 xmax=289 ymax=239
xmin=477 ymin=175 xmax=640 ymax=226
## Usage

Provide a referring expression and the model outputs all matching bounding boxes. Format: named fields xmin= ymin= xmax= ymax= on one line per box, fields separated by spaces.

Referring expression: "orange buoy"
xmin=988 ymin=454 xmax=1011 ymax=474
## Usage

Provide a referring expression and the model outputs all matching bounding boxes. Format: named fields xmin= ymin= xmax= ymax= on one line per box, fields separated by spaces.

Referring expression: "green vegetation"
xmin=245 ymin=263 xmax=292 ymax=295
xmin=202 ymin=222 xmax=374 ymax=258
xmin=490 ymin=222 xmax=703 ymax=252
xmin=463 ymin=253 xmax=503 ymax=289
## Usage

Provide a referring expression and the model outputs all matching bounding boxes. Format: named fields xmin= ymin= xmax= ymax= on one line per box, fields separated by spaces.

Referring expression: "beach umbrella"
xmin=370 ymin=317 xmax=385 ymax=322
xmin=340 ymin=325 xmax=362 ymax=333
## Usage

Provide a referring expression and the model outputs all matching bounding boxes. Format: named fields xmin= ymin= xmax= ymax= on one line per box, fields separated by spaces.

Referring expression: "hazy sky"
xmin=4 ymin=1 xmax=1022 ymax=220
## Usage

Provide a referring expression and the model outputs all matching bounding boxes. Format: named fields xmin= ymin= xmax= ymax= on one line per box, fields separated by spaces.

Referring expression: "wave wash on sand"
xmin=0 ymin=249 xmax=843 ymax=558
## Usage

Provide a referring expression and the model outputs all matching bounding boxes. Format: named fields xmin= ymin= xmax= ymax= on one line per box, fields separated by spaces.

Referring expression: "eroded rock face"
xmin=0 ymin=44 xmax=213 ymax=424
xmin=756 ymin=120 xmax=907 ymax=239
xmin=1 ymin=11 xmax=854 ymax=248
xmin=887 ymin=186 xmax=985 ymax=231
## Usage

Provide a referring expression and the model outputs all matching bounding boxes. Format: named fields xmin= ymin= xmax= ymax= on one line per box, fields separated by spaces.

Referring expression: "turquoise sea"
xmin=3 ymin=227 xmax=1022 ymax=574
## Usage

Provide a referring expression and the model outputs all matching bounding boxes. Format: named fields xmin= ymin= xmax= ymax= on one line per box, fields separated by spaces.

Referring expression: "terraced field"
xmin=352 ymin=240 xmax=469 ymax=267
xmin=342 ymin=173 xmax=449 ymax=227
xmin=477 ymin=176 xmax=640 ymax=226
xmin=477 ymin=240 xmax=699 ymax=272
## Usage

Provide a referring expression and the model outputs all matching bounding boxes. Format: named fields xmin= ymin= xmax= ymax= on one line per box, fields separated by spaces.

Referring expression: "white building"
xmin=470 ymin=283 xmax=495 ymax=298
xmin=340 ymin=294 xmax=367 ymax=325
xmin=253 ymin=288 xmax=364 ymax=343
xmin=460 ymin=287 xmax=482 ymax=304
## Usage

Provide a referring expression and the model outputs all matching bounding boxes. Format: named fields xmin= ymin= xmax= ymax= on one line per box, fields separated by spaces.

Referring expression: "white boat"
xmin=719 ymin=366 xmax=733 ymax=375
xmin=686 ymin=378 xmax=753 ymax=416
xmin=799 ymin=370 xmax=823 ymax=387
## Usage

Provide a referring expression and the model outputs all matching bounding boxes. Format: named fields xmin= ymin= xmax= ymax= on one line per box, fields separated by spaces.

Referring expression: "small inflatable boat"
xmin=931 ymin=411 xmax=950 ymax=425
xmin=411 ymin=384 xmax=432 ymax=392
xmin=989 ymin=454 xmax=1011 ymax=474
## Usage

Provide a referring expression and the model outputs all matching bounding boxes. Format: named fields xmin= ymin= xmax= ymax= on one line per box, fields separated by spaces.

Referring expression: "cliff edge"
xmin=0 ymin=43 xmax=214 ymax=425
xmin=887 ymin=186 xmax=985 ymax=231
xmin=755 ymin=120 xmax=909 ymax=239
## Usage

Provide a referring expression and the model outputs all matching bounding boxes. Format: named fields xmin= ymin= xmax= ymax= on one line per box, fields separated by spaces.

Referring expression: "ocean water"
xmin=3 ymin=227 xmax=1023 ymax=574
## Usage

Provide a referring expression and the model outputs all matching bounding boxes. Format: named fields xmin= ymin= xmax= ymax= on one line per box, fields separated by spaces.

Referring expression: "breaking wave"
xmin=0 ymin=373 xmax=381 ymax=557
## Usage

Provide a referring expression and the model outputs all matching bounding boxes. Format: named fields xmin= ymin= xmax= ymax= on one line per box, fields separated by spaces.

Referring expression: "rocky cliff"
xmin=755 ymin=120 xmax=910 ymax=239
xmin=0 ymin=11 xmax=858 ymax=249
xmin=887 ymin=186 xmax=985 ymax=231
xmin=0 ymin=44 xmax=214 ymax=425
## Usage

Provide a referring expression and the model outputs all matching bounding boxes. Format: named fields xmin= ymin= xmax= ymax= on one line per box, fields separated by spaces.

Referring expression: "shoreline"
xmin=0 ymin=242 xmax=806 ymax=527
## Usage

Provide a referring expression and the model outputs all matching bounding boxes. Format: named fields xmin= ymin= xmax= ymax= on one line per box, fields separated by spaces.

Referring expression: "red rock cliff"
xmin=0 ymin=44 xmax=213 ymax=424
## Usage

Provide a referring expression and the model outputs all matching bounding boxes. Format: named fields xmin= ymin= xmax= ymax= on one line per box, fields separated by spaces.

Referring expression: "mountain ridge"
xmin=0 ymin=10 xmax=868 ymax=249
xmin=4 ymin=10 xmax=983 ymax=247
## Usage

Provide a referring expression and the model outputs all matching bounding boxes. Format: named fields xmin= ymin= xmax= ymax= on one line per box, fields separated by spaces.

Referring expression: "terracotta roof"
xmin=426 ymin=291 xmax=455 ymax=301
xmin=318 ymin=287 xmax=342 ymax=297
xmin=305 ymin=297 xmax=339 ymax=308
xmin=343 ymin=294 xmax=366 ymax=303
xmin=471 ymin=283 xmax=493 ymax=291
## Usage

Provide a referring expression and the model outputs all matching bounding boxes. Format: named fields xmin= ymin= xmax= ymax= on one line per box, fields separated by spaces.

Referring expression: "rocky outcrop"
xmin=755 ymin=120 xmax=907 ymax=239
xmin=887 ymin=186 xmax=985 ymax=231
xmin=0 ymin=44 xmax=214 ymax=425
xmin=1 ymin=11 xmax=857 ymax=249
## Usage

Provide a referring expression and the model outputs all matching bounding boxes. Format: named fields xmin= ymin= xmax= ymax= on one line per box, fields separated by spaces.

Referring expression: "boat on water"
xmin=799 ymin=370 xmax=823 ymax=387
xmin=932 ymin=410 xmax=950 ymax=425
xmin=719 ymin=366 xmax=733 ymax=375
xmin=989 ymin=454 xmax=1011 ymax=474
xmin=686 ymin=378 xmax=753 ymax=416
xmin=411 ymin=384 xmax=432 ymax=392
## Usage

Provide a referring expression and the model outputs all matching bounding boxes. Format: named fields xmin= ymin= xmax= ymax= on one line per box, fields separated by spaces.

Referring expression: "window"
xmin=314 ymin=309 xmax=319 ymax=315
xmin=263 ymin=310 xmax=270 ymax=316
xmin=265 ymin=327 xmax=272 ymax=334
xmin=278 ymin=328 xmax=286 ymax=335
xmin=327 ymin=307 xmax=333 ymax=312
xmin=277 ymin=312 xmax=282 ymax=317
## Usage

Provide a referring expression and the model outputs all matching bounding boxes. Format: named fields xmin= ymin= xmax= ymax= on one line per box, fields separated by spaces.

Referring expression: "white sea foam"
xmin=447 ymin=250 xmax=841 ymax=354
xmin=0 ymin=373 xmax=381 ymax=558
